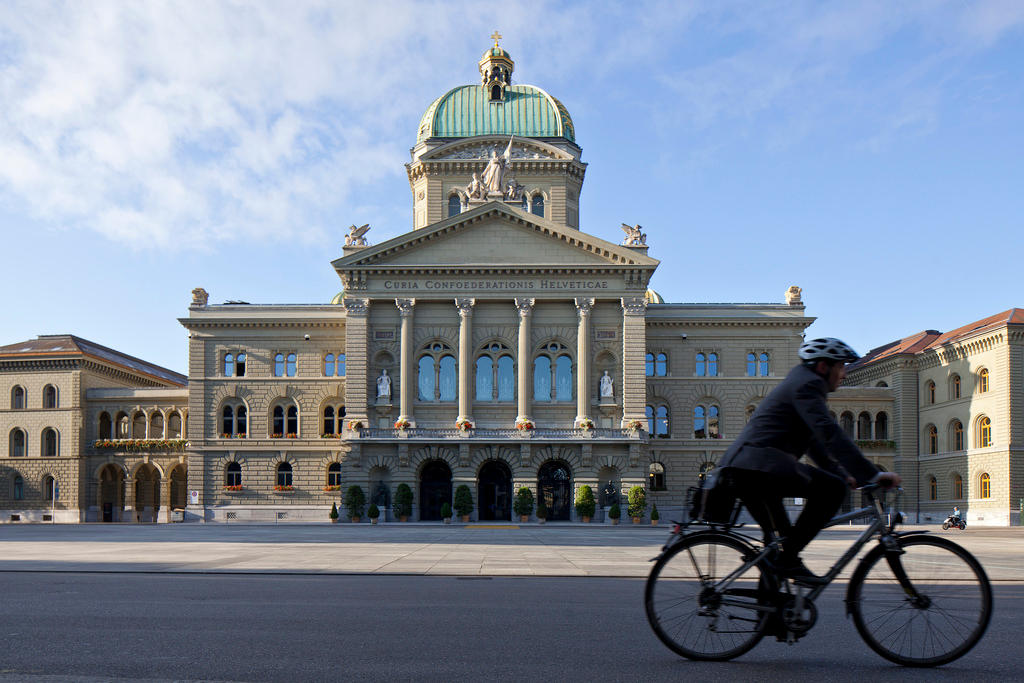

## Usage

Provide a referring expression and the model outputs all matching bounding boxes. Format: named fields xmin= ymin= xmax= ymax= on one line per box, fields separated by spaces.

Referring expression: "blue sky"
xmin=1 ymin=1 xmax=1022 ymax=374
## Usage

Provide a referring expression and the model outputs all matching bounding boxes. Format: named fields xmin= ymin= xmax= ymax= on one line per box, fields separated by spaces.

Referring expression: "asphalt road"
xmin=0 ymin=572 xmax=1017 ymax=682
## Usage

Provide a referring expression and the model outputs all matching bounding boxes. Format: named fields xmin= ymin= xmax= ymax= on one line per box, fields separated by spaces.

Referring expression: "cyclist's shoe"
xmin=777 ymin=555 xmax=827 ymax=585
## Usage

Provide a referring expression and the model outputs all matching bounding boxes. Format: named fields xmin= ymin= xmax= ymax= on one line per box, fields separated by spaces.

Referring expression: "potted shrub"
xmin=346 ymin=484 xmax=366 ymax=522
xmin=608 ymin=503 xmax=621 ymax=525
xmin=368 ymin=503 xmax=380 ymax=525
xmin=453 ymin=484 xmax=474 ymax=522
xmin=329 ymin=502 xmax=339 ymax=524
xmin=651 ymin=503 xmax=660 ymax=526
xmin=441 ymin=502 xmax=452 ymax=524
xmin=628 ymin=485 xmax=647 ymax=523
xmin=394 ymin=483 xmax=413 ymax=522
xmin=575 ymin=485 xmax=596 ymax=523
xmin=513 ymin=486 xmax=534 ymax=522
xmin=536 ymin=500 xmax=547 ymax=524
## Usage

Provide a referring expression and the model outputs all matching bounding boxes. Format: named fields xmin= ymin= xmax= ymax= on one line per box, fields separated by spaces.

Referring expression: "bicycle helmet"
xmin=798 ymin=337 xmax=860 ymax=363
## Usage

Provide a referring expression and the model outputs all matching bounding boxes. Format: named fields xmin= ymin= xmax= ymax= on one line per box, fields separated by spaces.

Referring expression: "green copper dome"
xmin=417 ymin=84 xmax=575 ymax=143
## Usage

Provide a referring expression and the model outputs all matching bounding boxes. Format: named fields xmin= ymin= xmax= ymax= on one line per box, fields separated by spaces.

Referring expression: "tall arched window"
xmin=474 ymin=342 xmax=515 ymax=402
xmin=11 ymin=386 xmax=25 ymax=409
xmin=928 ymin=476 xmax=937 ymax=501
xmin=758 ymin=353 xmax=770 ymax=376
xmin=131 ymin=412 xmax=146 ymax=439
xmin=746 ymin=353 xmax=756 ymax=377
xmin=271 ymin=403 xmax=298 ymax=437
xmin=534 ymin=342 xmax=572 ymax=402
xmin=337 ymin=353 xmax=346 ymax=376
xmin=531 ymin=194 xmax=544 ymax=217
xmin=13 ymin=475 xmax=23 ymax=500
xmin=167 ymin=412 xmax=183 ymax=439
xmin=926 ymin=380 xmax=935 ymax=404
xmin=43 ymin=475 xmax=56 ymax=501
xmin=874 ymin=412 xmax=888 ymax=440
xmin=43 ymin=385 xmax=57 ymax=409
xmin=646 ymin=405 xmax=669 ymax=437
xmin=840 ymin=412 xmax=854 ymax=437
xmin=950 ymin=374 xmax=961 ymax=399
xmin=322 ymin=404 xmax=345 ymax=436
xmin=857 ymin=412 xmax=872 ymax=439
xmin=439 ymin=356 xmax=457 ymax=402
xmin=150 ymin=412 xmax=164 ymax=439
xmin=978 ymin=368 xmax=989 ymax=393
xmin=645 ymin=353 xmax=655 ymax=377
xmin=276 ymin=462 xmax=293 ymax=487
xmin=10 ymin=428 xmax=26 ymax=457
xmin=221 ymin=403 xmax=247 ymax=437
xmin=327 ymin=462 xmax=342 ymax=487
xmin=980 ymin=473 xmax=991 ymax=499
xmin=225 ymin=462 xmax=242 ymax=487
xmin=707 ymin=353 xmax=718 ymax=377
xmin=98 ymin=412 xmax=112 ymax=440
xmin=655 ymin=353 xmax=667 ymax=376
xmin=496 ymin=355 xmax=514 ymax=402
xmin=448 ymin=194 xmax=461 ymax=217
xmin=42 ymin=428 xmax=57 ymax=457
xmin=978 ymin=416 xmax=992 ymax=448
xmin=695 ymin=353 xmax=705 ymax=376
xmin=224 ymin=352 xmax=245 ymax=377
xmin=324 ymin=354 xmax=335 ymax=377
xmin=694 ymin=405 xmax=719 ymax=438
xmin=418 ymin=342 xmax=455 ymax=402
xmin=953 ymin=473 xmax=963 ymax=499
xmin=555 ymin=356 xmax=572 ymax=401
xmin=419 ymin=355 xmax=436 ymax=401
xmin=707 ymin=405 xmax=720 ymax=438
xmin=648 ymin=462 xmax=666 ymax=491
xmin=475 ymin=356 xmax=494 ymax=401
xmin=533 ymin=356 xmax=551 ymax=402
xmin=952 ymin=420 xmax=963 ymax=450
xmin=926 ymin=425 xmax=938 ymax=454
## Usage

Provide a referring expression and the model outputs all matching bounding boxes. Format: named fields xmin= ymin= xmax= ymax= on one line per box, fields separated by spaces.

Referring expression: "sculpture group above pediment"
xmin=425 ymin=140 xmax=571 ymax=162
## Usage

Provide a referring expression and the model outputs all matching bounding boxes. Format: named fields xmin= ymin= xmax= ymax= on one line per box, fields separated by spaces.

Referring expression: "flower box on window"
xmin=286 ymin=433 xmax=298 ymax=439
xmin=273 ymin=485 xmax=294 ymax=493
xmin=323 ymin=485 xmax=342 ymax=493
xmin=222 ymin=485 xmax=244 ymax=493
xmin=515 ymin=418 xmax=535 ymax=431
xmin=394 ymin=419 xmax=411 ymax=430
xmin=625 ymin=420 xmax=644 ymax=433
xmin=270 ymin=433 xmax=283 ymax=439
xmin=577 ymin=418 xmax=595 ymax=431
xmin=456 ymin=419 xmax=474 ymax=432
xmin=321 ymin=433 xmax=341 ymax=439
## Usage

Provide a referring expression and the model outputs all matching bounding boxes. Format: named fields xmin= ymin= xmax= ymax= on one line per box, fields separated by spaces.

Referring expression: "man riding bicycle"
xmin=718 ymin=337 xmax=901 ymax=583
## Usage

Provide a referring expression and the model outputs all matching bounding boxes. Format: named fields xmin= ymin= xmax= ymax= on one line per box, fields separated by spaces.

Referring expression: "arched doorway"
xmin=135 ymin=464 xmax=161 ymax=523
xmin=98 ymin=464 xmax=124 ymax=523
xmin=169 ymin=465 xmax=187 ymax=511
xmin=538 ymin=460 xmax=572 ymax=521
xmin=478 ymin=460 xmax=512 ymax=521
xmin=419 ymin=460 xmax=452 ymax=521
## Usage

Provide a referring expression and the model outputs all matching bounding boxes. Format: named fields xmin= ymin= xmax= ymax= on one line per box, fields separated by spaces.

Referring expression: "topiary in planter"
xmin=575 ymin=485 xmax=596 ymax=520
xmin=513 ymin=486 xmax=534 ymax=519
xmin=440 ymin=502 xmax=452 ymax=520
xmin=346 ymin=484 xmax=366 ymax=520
xmin=453 ymin=484 xmax=474 ymax=519
xmin=608 ymin=503 xmax=621 ymax=520
xmin=393 ymin=483 xmax=413 ymax=520
xmin=627 ymin=485 xmax=647 ymax=520
xmin=329 ymin=502 xmax=339 ymax=522
xmin=650 ymin=504 xmax=659 ymax=522
xmin=367 ymin=503 xmax=380 ymax=519
xmin=536 ymin=499 xmax=548 ymax=519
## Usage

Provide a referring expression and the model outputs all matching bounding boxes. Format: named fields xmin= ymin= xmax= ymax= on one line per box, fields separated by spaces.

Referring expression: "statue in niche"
xmin=376 ymin=369 xmax=392 ymax=400
xmin=345 ymin=223 xmax=371 ymax=246
xmin=482 ymin=137 xmax=513 ymax=195
xmin=600 ymin=371 xmax=614 ymax=398
xmin=620 ymin=223 xmax=646 ymax=246
xmin=373 ymin=481 xmax=390 ymax=508
xmin=466 ymin=172 xmax=484 ymax=200
xmin=601 ymin=481 xmax=618 ymax=508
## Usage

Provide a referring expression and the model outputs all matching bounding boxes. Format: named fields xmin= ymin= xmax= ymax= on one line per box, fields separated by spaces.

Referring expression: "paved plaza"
xmin=0 ymin=522 xmax=1020 ymax=580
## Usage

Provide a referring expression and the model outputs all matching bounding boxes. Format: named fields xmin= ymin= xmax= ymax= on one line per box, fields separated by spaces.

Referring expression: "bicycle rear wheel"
xmin=645 ymin=533 xmax=771 ymax=661
xmin=848 ymin=534 xmax=992 ymax=667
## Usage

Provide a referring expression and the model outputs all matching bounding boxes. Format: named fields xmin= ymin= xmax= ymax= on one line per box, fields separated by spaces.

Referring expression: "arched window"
xmin=475 ymin=356 xmax=493 ymax=401
xmin=978 ymin=368 xmax=989 ymax=393
xmin=857 ymin=412 xmax=872 ymax=439
xmin=131 ymin=412 xmax=146 ymax=439
xmin=224 ymin=352 xmax=245 ymax=377
xmin=43 ymin=385 xmax=57 ymax=409
xmin=555 ymin=355 xmax=573 ymax=401
xmin=759 ymin=353 xmax=770 ymax=376
xmin=978 ymin=416 xmax=992 ymax=448
xmin=534 ymin=342 xmax=572 ymax=402
xmin=695 ymin=353 xmax=705 ymax=376
xmin=980 ymin=473 xmax=991 ymax=499
xmin=875 ymin=381 xmax=888 ymax=387
xmin=927 ymin=425 xmax=937 ymax=454
xmin=953 ymin=473 xmax=963 ymax=499
xmin=286 ymin=353 xmax=297 ymax=377
xmin=167 ymin=412 xmax=183 ymax=439
xmin=746 ymin=353 xmax=756 ymax=377
xmin=98 ymin=412 xmax=112 ymax=440
xmin=490 ymin=84 xmax=502 ymax=101
xmin=327 ymin=462 xmax=342 ymax=487
xmin=337 ymin=353 xmax=346 ymax=376
xmin=928 ymin=476 xmax=937 ymax=501
xmin=10 ymin=428 xmax=26 ymax=457
xmin=276 ymin=462 xmax=293 ymax=487
xmin=322 ymin=404 xmax=345 ymax=436
xmin=925 ymin=380 xmax=935 ymax=404
xmin=708 ymin=405 xmax=720 ymax=438
xmin=418 ymin=342 xmax=455 ymax=402
xmin=648 ymin=462 xmax=666 ymax=491
xmin=221 ymin=403 xmax=247 ymax=437
xmin=11 ymin=385 xmax=25 ymax=409
xmin=950 ymin=374 xmax=961 ymax=400
xmin=875 ymin=412 xmax=888 ymax=440
xmin=448 ymin=194 xmax=461 ymax=217
xmin=533 ymin=356 xmax=551 ymax=402
xmin=13 ymin=475 xmax=23 ymax=500
xmin=43 ymin=475 xmax=56 ymax=501
xmin=274 ymin=353 xmax=285 ymax=377
xmin=324 ymin=354 xmax=335 ymax=376
xmin=150 ymin=412 xmax=164 ymax=439
xmin=694 ymin=405 xmax=705 ymax=438
xmin=655 ymin=353 xmax=667 ymax=376
xmin=952 ymin=420 xmax=963 ymax=451
xmin=115 ymin=411 xmax=129 ymax=438
xmin=646 ymin=405 xmax=669 ymax=437
xmin=645 ymin=353 xmax=655 ymax=377
xmin=531 ymin=194 xmax=544 ymax=217
xmin=840 ymin=412 xmax=854 ymax=437
xmin=225 ymin=462 xmax=241 ymax=487
xmin=496 ymin=355 xmax=514 ymax=402
xmin=42 ymin=428 xmax=57 ymax=457
xmin=271 ymin=404 xmax=299 ymax=437
xmin=707 ymin=353 xmax=718 ymax=377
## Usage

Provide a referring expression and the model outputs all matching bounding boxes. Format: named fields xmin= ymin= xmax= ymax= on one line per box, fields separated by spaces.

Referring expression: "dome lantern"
xmin=479 ymin=31 xmax=514 ymax=102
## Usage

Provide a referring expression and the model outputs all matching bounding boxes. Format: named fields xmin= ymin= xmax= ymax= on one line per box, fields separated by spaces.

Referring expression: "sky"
xmin=1 ymin=0 xmax=1023 ymax=375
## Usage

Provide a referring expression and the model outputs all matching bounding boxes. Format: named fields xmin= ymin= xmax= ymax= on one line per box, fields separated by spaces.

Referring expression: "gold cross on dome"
xmin=491 ymin=31 xmax=502 ymax=47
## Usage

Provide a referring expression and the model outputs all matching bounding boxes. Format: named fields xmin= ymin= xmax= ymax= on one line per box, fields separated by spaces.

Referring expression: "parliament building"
xmin=2 ymin=42 xmax=1020 ymax=525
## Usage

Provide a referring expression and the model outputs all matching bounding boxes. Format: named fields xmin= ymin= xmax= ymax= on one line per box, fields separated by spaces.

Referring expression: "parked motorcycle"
xmin=942 ymin=515 xmax=966 ymax=530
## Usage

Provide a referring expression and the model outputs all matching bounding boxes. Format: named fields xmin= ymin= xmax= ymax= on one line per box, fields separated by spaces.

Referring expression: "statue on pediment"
xmin=466 ymin=172 xmax=485 ymax=200
xmin=346 ymin=224 xmax=371 ymax=247
xmin=482 ymin=137 xmax=513 ymax=196
xmin=621 ymin=223 xmax=646 ymax=246
xmin=504 ymin=170 xmax=524 ymax=200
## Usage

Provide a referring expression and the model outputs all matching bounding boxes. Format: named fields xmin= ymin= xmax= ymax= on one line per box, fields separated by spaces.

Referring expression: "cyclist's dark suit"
xmin=718 ymin=363 xmax=880 ymax=557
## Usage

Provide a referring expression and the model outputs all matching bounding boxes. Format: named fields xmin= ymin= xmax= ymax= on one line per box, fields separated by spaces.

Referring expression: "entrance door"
xmin=538 ymin=461 xmax=572 ymax=521
xmin=98 ymin=465 xmax=123 ymax=523
xmin=419 ymin=460 xmax=452 ymax=521
xmin=478 ymin=460 xmax=512 ymax=521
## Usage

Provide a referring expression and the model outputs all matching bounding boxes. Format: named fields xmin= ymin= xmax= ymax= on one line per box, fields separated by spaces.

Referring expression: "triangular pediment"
xmin=332 ymin=203 xmax=659 ymax=272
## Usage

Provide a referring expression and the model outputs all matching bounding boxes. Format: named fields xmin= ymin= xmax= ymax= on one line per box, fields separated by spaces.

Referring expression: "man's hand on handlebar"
xmin=873 ymin=471 xmax=902 ymax=489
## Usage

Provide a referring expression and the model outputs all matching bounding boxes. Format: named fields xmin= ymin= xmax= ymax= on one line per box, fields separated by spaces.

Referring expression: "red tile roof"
xmin=0 ymin=335 xmax=186 ymax=386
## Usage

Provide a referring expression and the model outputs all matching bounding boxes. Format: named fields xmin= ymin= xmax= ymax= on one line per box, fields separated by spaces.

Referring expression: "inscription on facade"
xmin=381 ymin=279 xmax=612 ymax=291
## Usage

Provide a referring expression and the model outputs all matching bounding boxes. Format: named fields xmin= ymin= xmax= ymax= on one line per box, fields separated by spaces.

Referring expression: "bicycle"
xmin=645 ymin=483 xmax=992 ymax=667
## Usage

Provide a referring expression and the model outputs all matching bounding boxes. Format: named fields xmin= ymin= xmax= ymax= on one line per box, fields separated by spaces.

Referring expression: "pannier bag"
xmin=687 ymin=469 xmax=740 ymax=525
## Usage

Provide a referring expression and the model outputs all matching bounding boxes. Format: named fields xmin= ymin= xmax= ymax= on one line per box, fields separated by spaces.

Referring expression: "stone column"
xmin=621 ymin=296 xmax=648 ymax=428
xmin=515 ymin=298 xmax=535 ymax=423
xmin=455 ymin=298 xmax=475 ymax=424
xmin=122 ymin=476 xmax=134 ymax=523
xmin=575 ymin=297 xmax=594 ymax=427
xmin=342 ymin=297 xmax=370 ymax=428
xmin=396 ymin=298 xmax=416 ymax=426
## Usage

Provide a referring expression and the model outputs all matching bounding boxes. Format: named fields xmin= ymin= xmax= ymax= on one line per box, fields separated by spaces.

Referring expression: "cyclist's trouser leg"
xmin=787 ymin=467 xmax=847 ymax=555
xmin=728 ymin=470 xmax=792 ymax=547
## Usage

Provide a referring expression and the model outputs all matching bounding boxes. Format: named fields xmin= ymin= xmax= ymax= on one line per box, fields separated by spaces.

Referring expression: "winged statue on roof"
xmin=621 ymin=223 xmax=646 ymax=246
xmin=345 ymin=224 xmax=371 ymax=247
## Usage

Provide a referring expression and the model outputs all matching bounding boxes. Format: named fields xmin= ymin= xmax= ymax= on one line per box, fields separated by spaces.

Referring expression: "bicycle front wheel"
xmin=645 ymin=533 xmax=771 ymax=661
xmin=848 ymin=534 xmax=992 ymax=667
